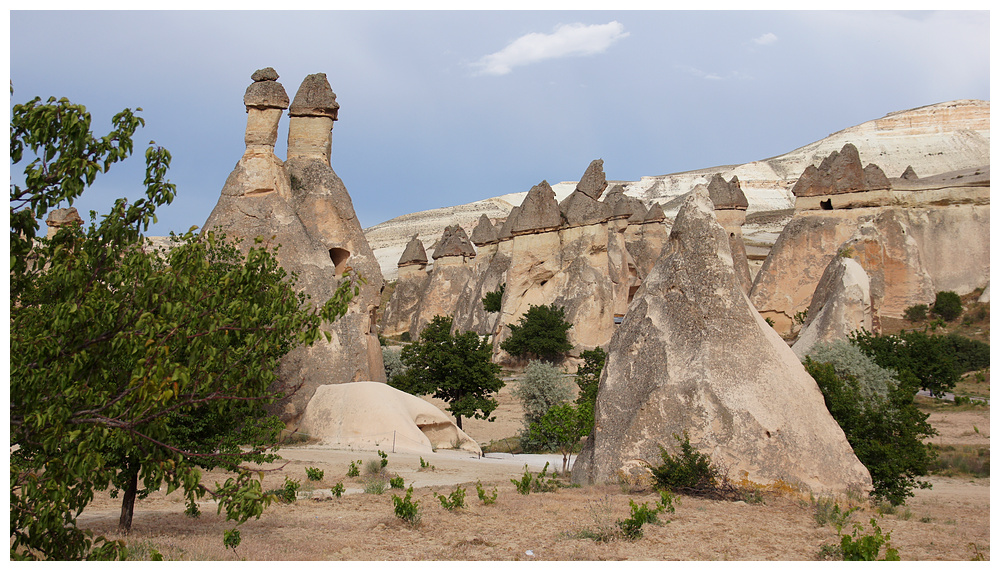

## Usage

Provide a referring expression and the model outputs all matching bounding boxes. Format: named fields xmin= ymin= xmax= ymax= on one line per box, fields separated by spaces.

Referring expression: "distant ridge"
xmin=365 ymin=99 xmax=989 ymax=280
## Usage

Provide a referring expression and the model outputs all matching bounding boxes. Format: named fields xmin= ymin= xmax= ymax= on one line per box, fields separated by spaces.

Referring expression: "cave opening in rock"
xmin=820 ymin=199 xmax=833 ymax=210
xmin=330 ymin=247 xmax=351 ymax=275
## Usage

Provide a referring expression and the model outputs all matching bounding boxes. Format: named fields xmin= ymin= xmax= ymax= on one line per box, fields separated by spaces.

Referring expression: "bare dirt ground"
xmin=77 ymin=387 xmax=990 ymax=561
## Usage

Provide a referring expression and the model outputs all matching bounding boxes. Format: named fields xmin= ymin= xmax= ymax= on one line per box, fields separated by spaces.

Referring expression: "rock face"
xmin=709 ymin=174 xmax=753 ymax=294
xmin=571 ymin=188 xmax=872 ymax=496
xmin=203 ymin=69 xmax=385 ymax=427
xmin=380 ymin=236 xmax=430 ymax=337
xmin=298 ymin=382 xmax=481 ymax=455
xmin=465 ymin=162 xmax=634 ymax=366
xmin=408 ymin=225 xmax=477 ymax=337
xmin=791 ymin=257 xmax=873 ymax=359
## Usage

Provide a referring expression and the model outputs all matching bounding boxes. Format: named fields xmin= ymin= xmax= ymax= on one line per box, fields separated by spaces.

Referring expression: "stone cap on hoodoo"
xmin=46 ymin=207 xmax=84 ymax=229
xmin=791 ymin=143 xmax=890 ymax=197
xmin=603 ymin=184 xmax=646 ymax=221
xmin=432 ymin=224 xmax=477 ymax=259
xmin=244 ymin=67 xmax=289 ymax=110
xmin=397 ymin=235 xmax=428 ymax=267
xmin=900 ymin=165 xmax=919 ymax=181
xmin=643 ymin=202 xmax=666 ymax=223
xmin=707 ymin=174 xmax=749 ymax=210
xmin=576 ymin=159 xmax=609 ymax=200
xmin=510 ymin=181 xmax=563 ymax=235
xmin=496 ymin=206 xmax=520 ymax=241
xmin=289 ymin=73 xmax=340 ymax=120
xmin=470 ymin=214 xmax=499 ymax=246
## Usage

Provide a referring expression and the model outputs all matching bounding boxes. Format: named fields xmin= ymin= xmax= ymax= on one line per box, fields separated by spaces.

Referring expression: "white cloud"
xmin=752 ymin=32 xmax=778 ymax=46
xmin=472 ymin=21 xmax=629 ymax=76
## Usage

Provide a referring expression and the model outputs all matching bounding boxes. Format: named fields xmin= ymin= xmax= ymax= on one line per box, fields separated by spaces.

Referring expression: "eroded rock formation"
xmin=380 ymin=236 xmax=430 ymax=337
xmin=709 ymin=174 xmax=753 ymax=294
xmin=791 ymin=256 xmax=873 ymax=359
xmin=572 ymin=188 xmax=872 ymax=496
xmin=203 ymin=69 xmax=385 ymax=427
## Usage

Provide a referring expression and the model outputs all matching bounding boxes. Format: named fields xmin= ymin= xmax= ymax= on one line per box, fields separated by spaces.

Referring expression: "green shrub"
xmin=389 ymin=476 xmax=405 ymax=489
xmin=418 ymin=457 xmax=434 ymax=471
xmin=839 ymin=518 xmax=900 ymax=561
xmin=392 ymin=485 xmax=421 ymax=526
xmin=804 ymin=358 xmax=935 ymax=505
xmin=223 ymin=528 xmax=241 ymax=555
xmin=363 ymin=478 xmax=386 ymax=495
xmin=940 ymin=333 xmax=990 ymax=374
xmin=270 ymin=478 xmax=300 ymax=503
xmin=849 ymin=329 xmax=959 ymax=395
xmin=435 ymin=486 xmax=466 ymax=511
xmin=482 ymin=283 xmax=505 ymax=313
xmin=616 ymin=499 xmax=661 ymax=540
xmin=514 ymin=361 xmax=573 ymax=425
xmin=346 ymin=460 xmax=360 ymax=478
xmin=931 ymin=291 xmax=962 ymax=321
xmin=510 ymin=463 xmax=560 ymax=494
xmin=305 ymin=467 xmax=324 ymax=481
xmin=904 ymin=304 xmax=928 ymax=322
xmin=382 ymin=346 xmax=407 ymax=383
xmin=500 ymin=304 xmax=573 ymax=362
xmin=805 ymin=340 xmax=897 ymax=400
xmin=929 ymin=444 xmax=990 ymax=478
xmin=475 ymin=481 xmax=498 ymax=505
xmin=512 ymin=468 xmax=533 ymax=495
xmin=331 ymin=482 xmax=345 ymax=497
xmin=378 ymin=449 xmax=389 ymax=469
xmin=400 ymin=331 xmax=411 ymax=343
xmin=813 ymin=496 xmax=857 ymax=529
xmin=650 ymin=433 xmax=719 ymax=494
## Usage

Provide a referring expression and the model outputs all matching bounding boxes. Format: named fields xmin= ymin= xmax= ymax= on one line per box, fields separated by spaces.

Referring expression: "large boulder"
xmin=792 ymin=256 xmax=873 ymax=359
xmin=298 ymin=382 xmax=481 ymax=455
xmin=572 ymin=188 xmax=871 ymax=496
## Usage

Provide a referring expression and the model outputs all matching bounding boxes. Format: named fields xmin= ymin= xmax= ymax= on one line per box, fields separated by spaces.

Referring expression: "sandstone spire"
xmin=509 ymin=181 xmax=562 ymax=235
xmin=398 ymin=235 xmax=428 ymax=268
xmin=470 ymin=214 xmax=499 ymax=246
xmin=576 ymin=159 xmax=609 ymax=200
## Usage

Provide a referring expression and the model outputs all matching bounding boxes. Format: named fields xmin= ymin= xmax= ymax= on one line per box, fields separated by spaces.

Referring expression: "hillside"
xmin=364 ymin=99 xmax=989 ymax=281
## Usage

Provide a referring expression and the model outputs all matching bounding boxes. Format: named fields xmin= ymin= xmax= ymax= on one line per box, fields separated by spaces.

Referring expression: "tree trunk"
xmin=118 ymin=461 xmax=139 ymax=534
xmin=455 ymin=415 xmax=463 ymax=431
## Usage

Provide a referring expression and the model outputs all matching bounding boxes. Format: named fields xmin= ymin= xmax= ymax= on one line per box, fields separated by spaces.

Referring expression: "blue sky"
xmin=9 ymin=9 xmax=991 ymax=235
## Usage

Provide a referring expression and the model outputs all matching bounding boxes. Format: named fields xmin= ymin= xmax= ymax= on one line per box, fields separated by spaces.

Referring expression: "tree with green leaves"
xmin=500 ymin=303 xmax=573 ymax=363
xmin=803 ymin=356 xmax=935 ymax=505
xmin=573 ymin=347 xmax=606 ymax=435
xmin=391 ymin=315 xmax=505 ymax=430
xmin=10 ymin=94 xmax=355 ymax=560
xmin=482 ymin=283 xmax=505 ymax=313
xmin=524 ymin=403 xmax=591 ymax=474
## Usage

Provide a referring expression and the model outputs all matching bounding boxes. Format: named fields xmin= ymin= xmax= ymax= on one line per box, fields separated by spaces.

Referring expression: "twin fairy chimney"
xmin=202 ymin=68 xmax=385 ymax=428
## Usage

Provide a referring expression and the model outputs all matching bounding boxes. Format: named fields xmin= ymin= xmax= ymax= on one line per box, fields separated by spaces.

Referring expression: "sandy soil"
xmin=76 ymin=390 xmax=990 ymax=561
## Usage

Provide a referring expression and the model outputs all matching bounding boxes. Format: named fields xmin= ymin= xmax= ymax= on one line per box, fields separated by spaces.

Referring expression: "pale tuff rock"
xmin=469 ymin=214 xmax=499 ymax=246
xmin=203 ymin=69 xmax=385 ymax=428
xmin=45 ymin=207 xmax=84 ymax=237
xmin=979 ymin=283 xmax=990 ymax=303
xmin=751 ymin=204 xmax=989 ymax=337
xmin=837 ymin=210 xmax=936 ymax=321
xmin=380 ymin=236 xmax=430 ymax=336
xmin=571 ymin=188 xmax=871 ymax=496
xmin=792 ymin=256 xmax=873 ymax=359
xmin=750 ymin=213 xmax=862 ymax=336
xmin=623 ymin=202 xmax=668 ymax=282
xmin=709 ymin=175 xmax=753 ymax=294
xmin=298 ymin=382 xmax=481 ymax=455
xmin=287 ymin=73 xmax=339 ymax=165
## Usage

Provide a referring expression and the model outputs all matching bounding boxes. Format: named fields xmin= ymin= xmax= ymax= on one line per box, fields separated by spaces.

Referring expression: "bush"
xmin=651 ymin=433 xmax=719 ymax=494
xmin=849 ymin=329 xmax=959 ymax=395
xmin=940 ymin=333 xmax=990 ymax=374
xmin=435 ymin=486 xmax=466 ymax=511
xmin=931 ymin=291 xmax=962 ymax=321
xmin=331 ymin=483 xmax=345 ymax=498
xmin=392 ymin=486 xmax=421 ymax=526
xmin=305 ymin=467 xmax=324 ymax=482
xmin=363 ymin=478 xmax=386 ymax=495
xmin=389 ymin=476 xmax=405 ymax=489
xmin=482 ymin=283 xmax=505 ymax=313
xmin=270 ymin=478 xmax=300 ymax=503
xmin=346 ymin=460 xmax=360 ymax=478
xmin=804 ymin=358 xmax=935 ymax=505
xmin=500 ymin=304 xmax=573 ymax=362
xmin=813 ymin=496 xmax=857 ymax=529
xmin=805 ymin=340 xmax=898 ymax=400
xmin=839 ymin=518 xmax=900 ymax=561
xmin=382 ymin=347 xmax=407 ymax=383
xmin=904 ymin=304 xmax=928 ymax=322
xmin=475 ymin=481 xmax=497 ymax=505
xmin=514 ymin=361 xmax=574 ymax=427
